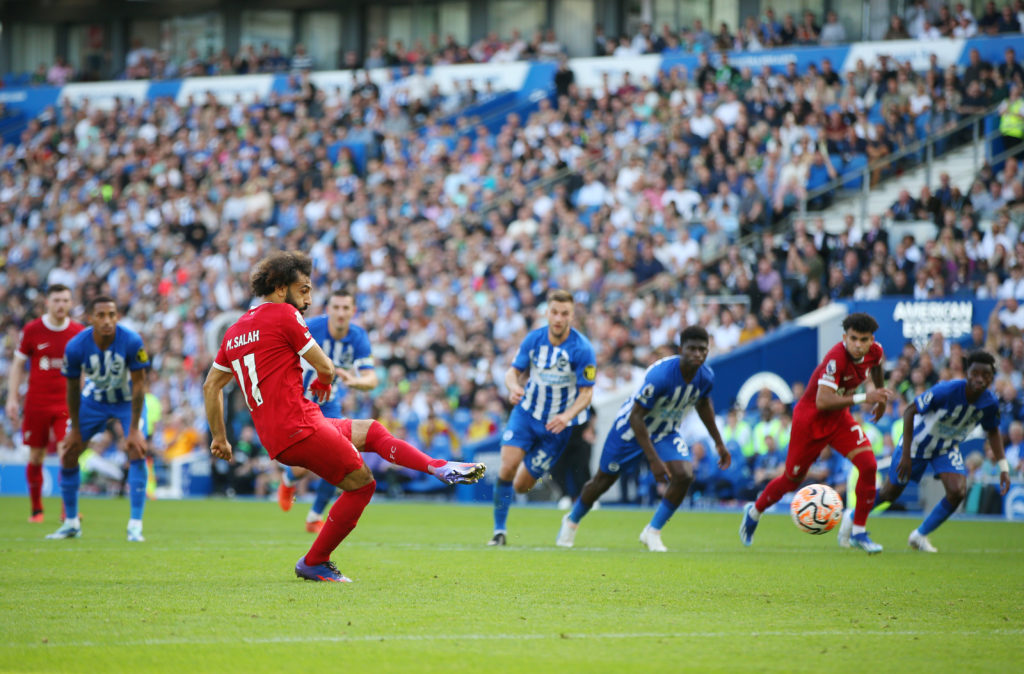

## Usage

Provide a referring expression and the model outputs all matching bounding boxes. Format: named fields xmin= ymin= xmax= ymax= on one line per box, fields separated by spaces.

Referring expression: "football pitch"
xmin=1 ymin=496 xmax=1021 ymax=673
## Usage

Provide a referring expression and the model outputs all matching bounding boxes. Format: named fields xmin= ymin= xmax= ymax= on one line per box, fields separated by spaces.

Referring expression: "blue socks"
xmin=568 ymin=498 xmax=592 ymax=524
xmin=281 ymin=465 xmax=296 ymax=486
xmin=493 ymin=479 xmax=514 ymax=532
xmin=649 ymin=498 xmax=680 ymax=531
xmin=128 ymin=459 xmax=147 ymax=520
xmin=918 ymin=497 xmax=956 ymax=536
xmin=311 ymin=478 xmax=337 ymax=516
xmin=60 ymin=467 xmax=81 ymax=519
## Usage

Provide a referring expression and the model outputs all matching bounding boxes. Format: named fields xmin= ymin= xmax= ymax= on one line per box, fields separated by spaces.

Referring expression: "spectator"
xmin=819 ymin=11 xmax=846 ymax=44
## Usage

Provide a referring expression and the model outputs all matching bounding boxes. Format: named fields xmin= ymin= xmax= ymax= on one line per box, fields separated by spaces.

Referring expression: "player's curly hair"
xmin=680 ymin=325 xmax=710 ymax=344
xmin=251 ymin=251 xmax=312 ymax=297
xmin=965 ymin=350 xmax=996 ymax=372
xmin=842 ymin=312 xmax=879 ymax=334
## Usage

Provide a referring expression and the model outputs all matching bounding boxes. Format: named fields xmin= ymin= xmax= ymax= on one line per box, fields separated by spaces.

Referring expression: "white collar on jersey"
xmin=41 ymin=314 xmax=71 ymax=332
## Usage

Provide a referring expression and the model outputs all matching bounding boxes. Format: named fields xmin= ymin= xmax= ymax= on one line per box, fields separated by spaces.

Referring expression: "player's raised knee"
xmin=339 ymin=464 xmax=374 ymax=491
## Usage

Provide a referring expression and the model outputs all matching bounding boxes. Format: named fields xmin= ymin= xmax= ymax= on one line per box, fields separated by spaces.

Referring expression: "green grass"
xmin=1 ymin=496 xmax=1021 ymax=673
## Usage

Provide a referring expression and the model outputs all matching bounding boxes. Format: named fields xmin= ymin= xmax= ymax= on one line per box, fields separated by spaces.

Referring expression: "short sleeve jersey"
xmin=513 ymin=326 xmax=597 ymax=427
xmin=213 ymin=302 xmax=323 ymax=457
xmin=909 ymin=380 xmax=1000 ymax=459
xmin=610 ymin=356 xmax=714 ymax=443
xmin=62 ymin=325 xmax=150 ymax=405
xmin=794 ymin=340 xmax=884 ymax=434
xmin=301 ymin=316 xmax=374 ymax=418
xmin=17 ymin=317 xmax=85 ymax=409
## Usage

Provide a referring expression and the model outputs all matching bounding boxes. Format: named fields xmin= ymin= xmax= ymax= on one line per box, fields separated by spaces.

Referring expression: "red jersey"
xmin=213 ymin=302 xmax=324 ymax=458
xmin=16 ymin=316 xmax=85 ymax=409
xmin=793 ymin=340 xmax=884 ymax=435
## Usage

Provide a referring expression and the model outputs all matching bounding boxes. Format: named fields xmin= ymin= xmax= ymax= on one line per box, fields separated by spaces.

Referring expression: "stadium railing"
xmin=794 ymin=103 xmax=1003 ymax=223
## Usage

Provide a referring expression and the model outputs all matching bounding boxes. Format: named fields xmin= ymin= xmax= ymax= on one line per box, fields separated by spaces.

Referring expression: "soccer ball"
xmin=790 ymin=484 xmax=843 ymax=535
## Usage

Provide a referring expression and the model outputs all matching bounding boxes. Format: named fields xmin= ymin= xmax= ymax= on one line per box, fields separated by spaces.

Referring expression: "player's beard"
xmin=285 ymin=290 xmax=310 ymax=315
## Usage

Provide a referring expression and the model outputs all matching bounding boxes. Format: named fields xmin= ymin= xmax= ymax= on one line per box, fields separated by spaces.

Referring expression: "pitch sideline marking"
xmin=7 ymin=628 xmax=1023 ymax=649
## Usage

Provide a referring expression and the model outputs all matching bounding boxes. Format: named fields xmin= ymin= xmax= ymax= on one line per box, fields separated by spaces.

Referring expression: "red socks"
xmin=849 ymin=450 xmax=878 ymax=527
xmin=364 ymin=421 xmax=445 ymax=474
xmin=755 ymin=474 xmax=798 ymax=514
xmin=304 ymin=480 xmax=376 ymax=566
xmin=27 ymin=463 xmax=43 ymax=513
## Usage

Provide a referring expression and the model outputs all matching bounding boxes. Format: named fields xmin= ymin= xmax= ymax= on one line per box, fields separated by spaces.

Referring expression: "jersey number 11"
xmin=231 ymin=354 xmax=264 ymax=410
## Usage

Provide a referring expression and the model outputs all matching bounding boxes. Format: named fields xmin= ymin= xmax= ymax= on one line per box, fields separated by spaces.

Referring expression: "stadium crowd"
xmin=13 ymin=2 xmax=1024 ymax=85
xmin=2 ymin=25 xmax=1024 ymax=501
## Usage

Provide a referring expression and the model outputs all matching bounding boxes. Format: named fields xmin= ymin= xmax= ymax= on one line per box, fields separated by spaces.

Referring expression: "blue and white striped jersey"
xmin=62 ymin=325 xmax=151 ymax=405
xmin=301 ymin=316 xmax=374 ymax=419
xmin=610 ymin=356 xmax=714 ymax=443
xmin=513 ymin=326 xmax=596 ymax=426
xmin=909 ymin=380 xmax=1000 ymax=460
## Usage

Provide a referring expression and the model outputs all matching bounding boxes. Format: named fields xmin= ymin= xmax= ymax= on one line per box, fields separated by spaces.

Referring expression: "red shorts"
xmin=22 ymin=407 xmax=69 ymax=452
xmin=276 ymin=418 xmax=361 ymax=486
xmin=784 ymin=409 xmax=872 ymax=480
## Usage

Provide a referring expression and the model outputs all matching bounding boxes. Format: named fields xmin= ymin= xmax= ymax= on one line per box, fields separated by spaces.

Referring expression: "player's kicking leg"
xmin=353 ymin=419 xmax=485 ymax=486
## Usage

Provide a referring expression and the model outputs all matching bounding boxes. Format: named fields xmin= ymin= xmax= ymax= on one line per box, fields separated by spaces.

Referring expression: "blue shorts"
xmin=599 ymin=431 xmax=691 ymax=475
xmin=500 ymin=406 xmax=572 ymax=478
xmin=888 ymin=444 xmax=967 ymax=485
xmin=78 ymin=399 xmax=133 ymax=443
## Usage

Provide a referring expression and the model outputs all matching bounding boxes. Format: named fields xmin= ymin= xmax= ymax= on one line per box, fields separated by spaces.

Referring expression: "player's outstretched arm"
xmin=695 ymin=397 xmax=731 ymax=468
xmin=987 ymin=428 xmax=1012 ymax=495
xmin=203 ymin=366 xmax=235 ymax=460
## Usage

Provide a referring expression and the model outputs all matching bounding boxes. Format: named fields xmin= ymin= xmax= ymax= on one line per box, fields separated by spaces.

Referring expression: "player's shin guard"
xmin=128 ymin=459 xmax=147 ymax=520
xmin=918 ymin=497 xmax=956 ymax=536
xmin=311 ymin=478 xmax=337 ymax=517
xmin=59 ymin=467 xmax=81 ymax=520
xmin=850 ymin=451 xmax=877 ymax=527
xmin=365 ymin=421 xmax=445 ymax=474
xmin=754 ymin=474 xmax=796 ymax=513
xmin=304 ymin=480 xmax=375 ymax=566
xmin=493 ymin=479 xmax=514 ymax=532
xmin=27 ymin=464 xmax=44 ymax=513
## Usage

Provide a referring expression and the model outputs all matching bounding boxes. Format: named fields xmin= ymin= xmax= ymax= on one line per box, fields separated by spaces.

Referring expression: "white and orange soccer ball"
xmin=790 ymin=484 xmax=844 ymax=535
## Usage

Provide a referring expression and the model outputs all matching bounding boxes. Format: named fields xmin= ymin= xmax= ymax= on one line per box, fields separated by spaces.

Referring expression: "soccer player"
xmin=277 ymin=288 xmax=379 ymax=532
xmin=556 ymin=326 xmax=732 ymax=551
xmin=6 ymin=285 xmax=84 ymax=522
xmin=47 ymin=296 xmax=151 ymax=541
xmin=739 ymin=312 xmax=894 ymax=554
xmin=489 ymin=290 xmax=597 ymax=546
xmin=872 ymin=351 xmax=1011 ymax=553
xmin=203 ymin=251 xmax=484 ymax=582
